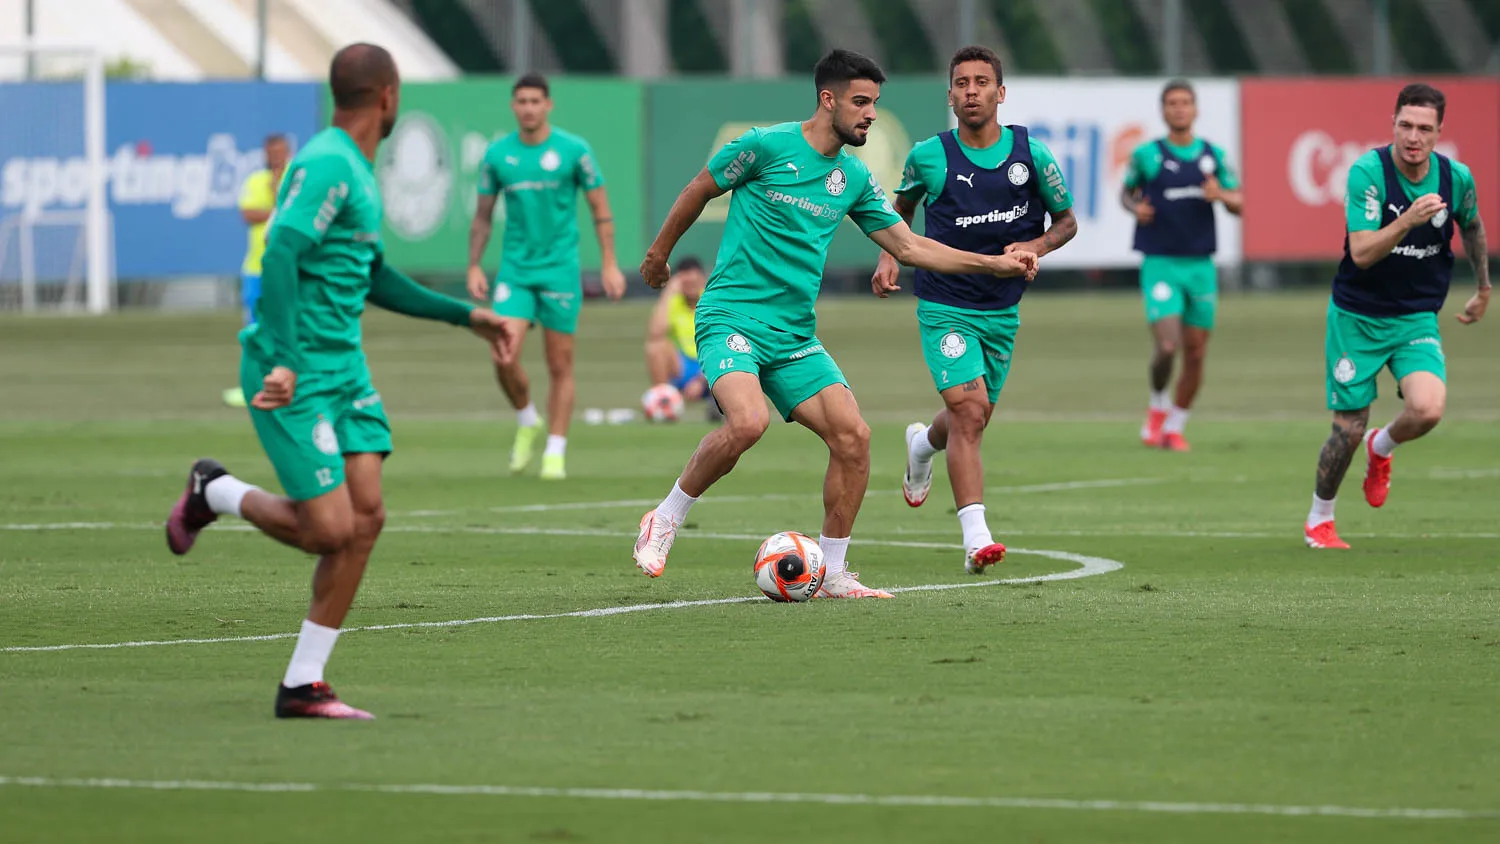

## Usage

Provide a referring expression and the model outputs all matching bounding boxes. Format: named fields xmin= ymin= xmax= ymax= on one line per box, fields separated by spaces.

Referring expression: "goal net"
xmin=0 ymin=43 xmax=112 ymax=314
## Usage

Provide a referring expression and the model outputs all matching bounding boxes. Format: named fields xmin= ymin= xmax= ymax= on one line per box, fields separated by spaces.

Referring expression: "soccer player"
xmin=1121 ymin=80 xmax=1243 ymax=451
xmin=467 ymin=73 xmax=626 ymax=481
xmin=223 ymin=133 xmax=290 ymax=408
xmin=631 ymin=49 xmax=1039 ymax=598
xmin=872 ymin=45 xmax=1077 ymax=574
xmin=164 ymin=44 xmax=519 ymax=719
xmin=1304 ymin=83 xmax=1488 ymax=549
xmin=644 ymin=256 xmax=714 ymax=413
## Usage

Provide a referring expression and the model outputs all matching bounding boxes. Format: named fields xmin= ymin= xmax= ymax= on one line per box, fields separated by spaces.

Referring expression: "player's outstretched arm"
xmin=367 ymin=257 xmax=520 ymax=362
xmin=868 ymin=221 xmax=1037 ymax=280
xmin=467 ymin=194 xmax=498 ymax=300
xmin=642 ymin=169 xmax=726 ymax=288
xmin=1457 ymin=215 xmax=1490 ymax=325
xmin=871 ymin=194 xmax=919 ymax=298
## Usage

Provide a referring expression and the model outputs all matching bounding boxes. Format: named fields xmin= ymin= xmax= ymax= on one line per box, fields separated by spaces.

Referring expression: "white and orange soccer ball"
xmin=641 ymin=383 xmax=685 ymax=422
xmin=753 ymin=531 xmax=826 ymax=602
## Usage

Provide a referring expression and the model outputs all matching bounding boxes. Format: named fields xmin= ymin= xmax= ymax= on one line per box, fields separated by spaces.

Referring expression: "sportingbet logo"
xmin=763 ymin=189 xmax=840 ymax=221
xmin=955 ymin=201 xmax=1030 ymax=228
xmin=1162 ymin=185 xmax=1206 ymax=202
xmin=1390 ymin=243 xmax=1442 ymax=259
xmin=1 ymin=133 xmax=268 ymax=219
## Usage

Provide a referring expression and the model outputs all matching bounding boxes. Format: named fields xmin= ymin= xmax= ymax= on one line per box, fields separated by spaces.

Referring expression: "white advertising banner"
xmin=965 ymin=77 xmax=1242 ymax=268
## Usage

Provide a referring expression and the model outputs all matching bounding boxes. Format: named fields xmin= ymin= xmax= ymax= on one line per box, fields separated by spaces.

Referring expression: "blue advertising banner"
xmin=0 ymin=81 xmax=320 ymax=278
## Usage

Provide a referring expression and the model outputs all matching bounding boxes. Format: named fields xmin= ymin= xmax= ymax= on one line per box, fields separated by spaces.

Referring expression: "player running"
xmin=1121 ymin=80 xmax=1243 ymax=451
xmin=224 ymin=133 xmax=290 ymax=408
xmin=631 ymin=49 xmax=1038 ymax=598
xmin=164 ymin=44 xmax=519 ymax=719
xmin=873 ymin=45 xmax=1077 ymax=574
xmin=467 ymin=73 xmax=626 ymax=481
xmin=644 ymin=256 xmax=718 ymax=419
xmin=1304 ymin=83 xmax=1488 ymax=549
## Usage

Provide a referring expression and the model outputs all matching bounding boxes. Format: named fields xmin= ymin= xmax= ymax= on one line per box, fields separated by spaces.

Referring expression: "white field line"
xmin=3 ymin=521 xmax=1495 ymax=541
xmin=0 ymin=776 xmax=1492 ymax=821
xmin=398 ymin=477 xmax=1165 ymax=518
xmin=0 ymin=542 xmax=1121 ymax=653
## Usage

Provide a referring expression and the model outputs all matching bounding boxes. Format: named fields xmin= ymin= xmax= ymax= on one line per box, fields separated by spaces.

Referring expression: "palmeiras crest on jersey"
xmin=312 ymin=418 xmax=340 ymax=456
xmin=1007 ymin=162 xmax=1030 ymax=186
xmin=1333 ymin=356 xmax=1357 ymax=384
xmin=939 ymin=332 xmax=967 ymax=359
xmin=824 ymin=167 xmax=847 ymax=196
xmin=726 ymin=334 xmax=752 ymax=353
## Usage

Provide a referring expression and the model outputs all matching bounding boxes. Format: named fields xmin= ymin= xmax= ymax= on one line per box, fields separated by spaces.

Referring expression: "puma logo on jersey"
xmin=955 ymin=173 xmax=974 ymax=188
xmin=786 ymin=162 xmax=802 ymax=176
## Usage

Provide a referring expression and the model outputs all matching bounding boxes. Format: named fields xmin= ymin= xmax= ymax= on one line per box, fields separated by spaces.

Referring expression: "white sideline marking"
xmin=0 ymin=545 xmax=1121 ymax=653
xmin=0 ymin=776 xmax=1492 ymax=821
xmin=4 ymin=521 xmax=1495 ymax=541
xmin=394 ymin=478 xmax=1165 ymax=518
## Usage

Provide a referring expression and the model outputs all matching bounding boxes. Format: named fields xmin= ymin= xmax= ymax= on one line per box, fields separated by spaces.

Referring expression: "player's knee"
xmin=1411 ymin=397 xmax=1445 ymax=429
xmin=303 ymin=520 xmax=354 ymax=556
xmin=1156 ymin=337 xmax=1179 ymax=358
xmin=829 ymin=419 xmax=871 ymax=463
xmin=1184 ymin=342 xmax=1208 ymax=367
xmin=546 ymin=354 xmax=574 ymax=380
xmin=948 ymin=398 xmax=988 ymax=437
xmin=723 ymin=410 xmax=769 ymax=453
xmin=355 ymin=502 xmax=386 ymax=544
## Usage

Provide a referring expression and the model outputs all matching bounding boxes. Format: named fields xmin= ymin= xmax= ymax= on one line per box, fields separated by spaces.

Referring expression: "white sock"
xmin=819 ymin=535 xmax=850 ymax=579
xmin=957 ymin=503 xmax=994 ymax=553
xmin=1150 ymin=389 xmax=1171 ymax=411
xmin=1371 ymin=427 xmax=1398 ymax=458
xmin=657 ymin=480 xmax=698 ymax=525
xmin=517 ymin=402 xmax=539 ymax=428
xmin=911 ymin=426 xmax=939 ymax=461
xmin=1163 ymin=405 xmax=1190 ymax=434
xmin=1307 ymin=494 xmax=1336 ymax=529
xmin=204 ymin=475 xmax=258 ymax=518
xmin=544 ymin=435 xmax=566 ymax=457
xmin=282 ymin=619 xmax=340 ymax=688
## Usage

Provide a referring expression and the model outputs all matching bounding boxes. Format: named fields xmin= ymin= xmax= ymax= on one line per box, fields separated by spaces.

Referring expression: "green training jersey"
xmin=243 ymin=127 xmax=383 ymax=373
xmin=896 ymin=127 xmax=1074 ymax=213
xmin=698 ymin=121 xmax=901 ymax=335
xmin=478 ymin=127 xmax=604 ymax=277
xmin=1122 ymin=137 xmax=1240 ymax=191
xmin=1344 ymin=148 xmax=1478 ymax=233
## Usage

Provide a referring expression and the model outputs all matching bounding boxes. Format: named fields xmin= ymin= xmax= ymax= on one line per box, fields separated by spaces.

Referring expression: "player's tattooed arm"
xmin=1007 ymin=208 xmax=1077 ymax=259
xmin=1314 ymin=409 xmax=1370 ymax=500
xmin=1457 ymin=215 xmax=1490 ymax=325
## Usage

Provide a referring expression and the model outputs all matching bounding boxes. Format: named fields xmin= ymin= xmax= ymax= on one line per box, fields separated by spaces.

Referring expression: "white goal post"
xmin=0 ymin=42 xmax=112 ymax=314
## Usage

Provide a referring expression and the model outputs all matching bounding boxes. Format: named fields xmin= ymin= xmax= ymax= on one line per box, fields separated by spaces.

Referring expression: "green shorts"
xmin=916 ymin=299 xmax=1018 ymax=405
xmin=1324 ymin=300 xmax=1446 ymax=412
xmin=240 ymin=354 xmax=392 ymax=501
xmin=696 ymin=312 xmax=848 ymax=421
xmin=492 ymin=264 xmax=581 ymax=335
xmin=1141 ymin=255 xmax=1218 ymax=329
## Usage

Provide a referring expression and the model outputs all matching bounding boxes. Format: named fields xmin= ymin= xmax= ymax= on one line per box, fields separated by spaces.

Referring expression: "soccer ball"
xmin=641 ymin=383 xmax=684 ymax=422
xmin=753 ymin=531 xmax=826 ymax=602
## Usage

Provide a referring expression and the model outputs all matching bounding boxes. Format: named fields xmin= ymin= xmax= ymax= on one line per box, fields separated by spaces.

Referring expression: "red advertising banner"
xmin=1242 ymin=78 xmax=1499 ymax=260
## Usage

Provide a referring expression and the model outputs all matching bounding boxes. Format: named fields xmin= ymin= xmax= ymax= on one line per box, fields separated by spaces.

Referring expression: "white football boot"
xmin=902 ymin=422 xmax=933 ymax=508
xmin=633 ymin=509 xmax=677 ymax=577
xmin=816 ymin=569 xmax=894 ymax=599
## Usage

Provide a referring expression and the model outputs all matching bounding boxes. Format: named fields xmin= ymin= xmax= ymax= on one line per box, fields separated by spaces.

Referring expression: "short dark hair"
xmin=813 ymin=49 xmax=885 ymax=97
xmin=329 ymin=43 xmax=398 ymax=110
xmin=1161 ymin=79 xmax=1195 ymax=104
xmin=513 ymin=73 xmax=550 ymax=98
xmin=1395 ymin=83 xmax=1445 ymax=124
xmin=264 ymin=133 xmax=288 ymax=146
xmin=676 ymin=256 xmax=704 ymax=274
xmin=948 ymin=45 xmax=1003 ymax=86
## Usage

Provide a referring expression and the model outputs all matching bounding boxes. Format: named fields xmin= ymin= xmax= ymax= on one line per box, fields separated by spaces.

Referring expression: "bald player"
xmin=164 ymin=44 xmax=519 ymax=720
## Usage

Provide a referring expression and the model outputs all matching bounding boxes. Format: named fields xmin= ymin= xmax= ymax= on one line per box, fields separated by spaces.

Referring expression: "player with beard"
xmin=630 ymin=49 xmax=1039 ymax=598
xmin=164 ymin=44 xmax=520 ymax=719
